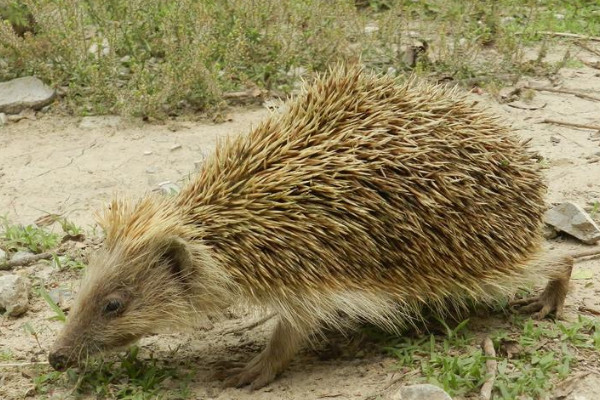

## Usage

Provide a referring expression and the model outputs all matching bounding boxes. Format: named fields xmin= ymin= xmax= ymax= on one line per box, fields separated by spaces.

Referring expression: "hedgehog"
xmin=49 ymin=65 xmax=576 ymax=389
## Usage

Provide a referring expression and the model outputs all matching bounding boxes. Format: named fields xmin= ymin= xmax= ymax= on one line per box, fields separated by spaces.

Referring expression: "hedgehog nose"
xmin=48 ymin=351 xmax=69 ymax=371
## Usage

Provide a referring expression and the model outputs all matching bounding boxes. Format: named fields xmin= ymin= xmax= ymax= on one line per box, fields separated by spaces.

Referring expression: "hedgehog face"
xmin=48 ymin=237 xmax=195 ymax=371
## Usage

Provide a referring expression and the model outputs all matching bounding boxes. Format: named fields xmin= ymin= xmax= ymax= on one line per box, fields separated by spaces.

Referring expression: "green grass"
xmin=38 ymin=285 xmax=67 ymax=322
xmin=1 ymin=0 xmax=598 ymax=119
xmin=0 ymin=350 xmax=14 ymax=361
xmin=382 ymin=315 xmax=600 ymax=398
xmin=52 ymin=254 xmax=87 ymax=271
xmin=34 ymin=346 xmax=194 ymax=399
xmin=0 ymin=216 xmax=59 ymax=253
xmin=0 ymin=216 xmax=85 ymax=255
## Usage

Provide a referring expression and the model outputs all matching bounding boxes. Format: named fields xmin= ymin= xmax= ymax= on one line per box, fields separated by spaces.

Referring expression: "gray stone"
xmin=79 ymin=115 xmax=121 ymax=129
xmin=0 ymin=274 xmax=30 ymax=316
xmin=0 ymin=248 xmax=6 ymax=264
xmin=10 ymin=250 xmax=34 ymax=264
xmin=544 ymin=202 xmax=600 ymax=244
xmin=0 ymin=112 xmax=6 ymax=125
xmin=0 ymin=77 xmax=55 ymax=114
xmin=383 ymin=384 xmax=451 ymax=400
xmin=560 ymin=373 xmax=600 ymax=399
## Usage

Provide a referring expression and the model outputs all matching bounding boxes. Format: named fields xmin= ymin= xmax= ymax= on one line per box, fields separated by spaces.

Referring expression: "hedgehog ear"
xmin=159 ymin=237 xmax=193 ymax=285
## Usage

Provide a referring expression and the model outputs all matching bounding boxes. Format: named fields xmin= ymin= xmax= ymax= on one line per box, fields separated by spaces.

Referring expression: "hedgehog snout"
xmin=48 ymin=347 xmax=76 ymax=371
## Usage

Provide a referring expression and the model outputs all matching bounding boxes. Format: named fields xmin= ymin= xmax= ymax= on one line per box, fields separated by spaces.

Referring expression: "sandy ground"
xmin=1 ymin=62 xmax=600 ymax=399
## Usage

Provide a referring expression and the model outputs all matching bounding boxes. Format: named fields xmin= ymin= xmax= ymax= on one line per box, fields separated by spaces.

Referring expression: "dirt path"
xmin=1 ymin=64 xmax=600 ymax=399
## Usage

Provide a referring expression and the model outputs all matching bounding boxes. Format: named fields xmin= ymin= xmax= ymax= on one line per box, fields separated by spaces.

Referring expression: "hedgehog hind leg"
xmin=220 ymin=317 xmax=310 ymax=390
xmin=510 ymin=255 xmax=574 ymax=319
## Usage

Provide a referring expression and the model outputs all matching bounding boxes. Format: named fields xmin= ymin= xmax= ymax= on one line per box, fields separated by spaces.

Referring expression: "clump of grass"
xmin=52 ymin=254 xmax=86 ymax=271
xmin=383 ymin=316 xmax=600 ymax=398
xmin=34 ymin=346 xmax=193 ymax=399
xmin=1 ymin=0 xmax=597 ymax=119
xmin=0 ymin=216 xmax=59 ymax=253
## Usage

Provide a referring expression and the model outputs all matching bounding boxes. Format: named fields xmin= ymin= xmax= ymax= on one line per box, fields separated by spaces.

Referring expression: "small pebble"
xmin=170 ymin=144 xmax=182 ymax=151
xmin=144 ymin=151 xmax=153 ymax=156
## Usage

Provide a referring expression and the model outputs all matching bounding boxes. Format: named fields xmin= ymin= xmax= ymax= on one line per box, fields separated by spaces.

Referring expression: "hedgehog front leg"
xmin=222 ymin=317 xmax=310 ymax=390
xmin=511 ymin=255 xmax=573 ymax=319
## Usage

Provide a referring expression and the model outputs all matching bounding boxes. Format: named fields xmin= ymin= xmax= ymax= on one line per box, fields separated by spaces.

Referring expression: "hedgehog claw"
xmin=220 ymin=356 xmax=277 ymax=390
xmin=510 ymin=286 xmax=566 ymax=320
xmin=511 ymin=297 xmax=556 ymax=319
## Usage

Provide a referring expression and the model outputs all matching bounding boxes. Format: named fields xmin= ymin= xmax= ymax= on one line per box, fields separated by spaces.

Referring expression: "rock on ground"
xmin=0 ymin=77 xmax=55 ymax=114
xmin=10 ymin=250 xmax=34 ymax=264
xmin=0 ymin=248 xmax=6 ymax=264
xmin=0 ymin=274 xmax=30 ymax=317
xmin=382 ymin=384 xmax=452 ymax=400
xmin=563 ymin=373 xmax=600 ymax=400
xmin=544 ymin=202 xmax=600 ymax=244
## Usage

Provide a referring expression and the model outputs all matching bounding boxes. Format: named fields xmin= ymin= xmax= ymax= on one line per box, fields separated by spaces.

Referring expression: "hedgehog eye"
xmin=103 ymin=299 xmax=123 ymax=316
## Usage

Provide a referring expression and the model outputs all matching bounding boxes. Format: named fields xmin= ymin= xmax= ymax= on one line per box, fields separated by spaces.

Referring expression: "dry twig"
xmin=0 ymin=252 xmax=54 ymax=270
xmin=575 ymin=41 xmax=600 ymax=57
xmin=480 ymin=336 xmax=497 ymax=400
xmin=526 ymin=86 xmax=600 ymax=102
xmin=518 ymin=31 xmax=600 ymax=42
xmin=579 ymin=305 xmax=600 ymax=316
xmin=0 ymin=361 xmax=49 ymax=368
xmin=542 ymin=119 xmax=600 ymax=131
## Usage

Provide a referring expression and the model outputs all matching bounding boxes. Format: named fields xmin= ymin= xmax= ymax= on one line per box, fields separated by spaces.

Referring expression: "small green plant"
xmin=0 ymin=216 xmax=59 ymax=253
xmin=33 ymin=370 xmax=63 ymax=395
xmin=590 ymin=201 xmax=600 ymax=219
xmin=38 ymin=286 xmax=67 ymax=322
xmin=56 ymin=217 xmax=83 ymax=237
xmin=0 ymin=350 xmax=14 ymax=361
xmin=22 ymin=321 xmax=42 ymax=350
xmin=52 ymin=254 xmax=86 ymax=271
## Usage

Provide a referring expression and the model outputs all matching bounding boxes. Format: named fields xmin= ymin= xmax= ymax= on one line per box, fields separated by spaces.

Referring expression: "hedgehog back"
xmin=177 ymin=67 xmax=546 ymax=313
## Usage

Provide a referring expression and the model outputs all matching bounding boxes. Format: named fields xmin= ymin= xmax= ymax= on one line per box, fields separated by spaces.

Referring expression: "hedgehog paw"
xmin=510 ymin=295 xmax=559 ymax=320
xmin=220 ymin=354 xmax=278 ymax=390
xmin=510 ymin=281 xmax=567 ymax=320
